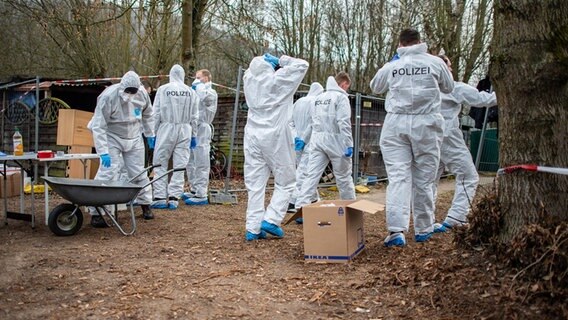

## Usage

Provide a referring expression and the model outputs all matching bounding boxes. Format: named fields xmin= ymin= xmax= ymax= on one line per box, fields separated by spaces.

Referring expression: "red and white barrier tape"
xmin=10 ymin=75 xmax=169 ymax=102
xmin=497 ymin=164 xmax=568 ymax=176
xmin=13 ymin=74 xmax=241 ymax=97
xmin=52 ymin=74 xmax=168 ymax=84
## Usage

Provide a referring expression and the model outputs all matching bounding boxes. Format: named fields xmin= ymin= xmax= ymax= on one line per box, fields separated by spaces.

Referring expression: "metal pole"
xmin=474 ymin=85 xmax=493 ymax=170
xmin=34 ymin=76 xmax=40 ymax=183
xmin=223 ymin=66 xmax=243 ymax=193
xmin=34 ymin=76 xmax=40 ymax=153
xmin=1 ymin=91 xmax=5 ymax=151
xmin=0 ymin=78 xmax=36 ymax=91
xmin=353 ymin=93 xmax=362 ymax=183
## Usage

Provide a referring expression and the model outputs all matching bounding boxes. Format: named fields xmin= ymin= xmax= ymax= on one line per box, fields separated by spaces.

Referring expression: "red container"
xmin=37 ymin=150 xmax=55 ymax=159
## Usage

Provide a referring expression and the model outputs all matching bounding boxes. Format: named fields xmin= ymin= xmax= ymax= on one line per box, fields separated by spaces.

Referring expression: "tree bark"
xmin=491 ymin=0 xmax=568 ymax=243
xmin=181 ymin=0 xmax=194 ymax=75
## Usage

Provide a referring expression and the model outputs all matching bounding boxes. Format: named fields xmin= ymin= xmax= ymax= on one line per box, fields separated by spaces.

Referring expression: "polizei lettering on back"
xmin=392 ymin=67 xmax=431 ymax=77
xmin=166 ymin=90 xmax=191 ymax=97
xmin=315 ymin=98 xmax=332 ymax=106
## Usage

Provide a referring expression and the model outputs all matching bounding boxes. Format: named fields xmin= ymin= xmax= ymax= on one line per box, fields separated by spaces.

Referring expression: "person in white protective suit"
xmin=370 ymin=28 xmax=454 ymax=247
xmin=151 ymin=64 xmax=199 ymax=209
xmin=431 ymin=55 xmax=497 ymax=233
xmin=89 ymin=71 xmax=156 ymax=227
xmin=294 ymin=73 xmax=356 ymax=211
xmin=183 ymin=69 xmax=218 ymax=205
xmin=287 ymin=82 xmax=324 ymax=216
xmin=243 ymin=53 xmax=309 ymax=241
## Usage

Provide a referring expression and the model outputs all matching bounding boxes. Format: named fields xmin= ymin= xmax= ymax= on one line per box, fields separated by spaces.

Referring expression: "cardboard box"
xmin=0 ymin=171 xmax=22 ymax=198
xmin=67 ymin=145 xmax=96 ymax=179
xmin=57 ymin=109 xmax=94 ymax=147
xmin=286 ymin=200 xmax=385 ymax=263
xmin=89 ymin=157 xmax=100 ymax=179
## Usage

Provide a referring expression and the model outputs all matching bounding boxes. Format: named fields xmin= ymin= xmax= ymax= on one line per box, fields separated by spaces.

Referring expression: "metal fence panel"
xmin=355 ymin=94 xmax=386 ymax=179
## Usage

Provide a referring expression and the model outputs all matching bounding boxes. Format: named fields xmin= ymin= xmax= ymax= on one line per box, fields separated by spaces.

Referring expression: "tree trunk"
xmin=490 ymin=0 xmax=568 ymax=243
xmin=181 ymin=0 xmax=194 ymax=75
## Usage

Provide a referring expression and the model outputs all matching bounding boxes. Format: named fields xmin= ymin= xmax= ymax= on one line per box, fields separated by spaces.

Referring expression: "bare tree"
xmin=131 ymin=0 xmax=182 ymax=78
xmin=460 ymin=0 xmax=492 ymax=82
xmin=1 ymin=0 xmax=495 ymax=89
xmin=269 ymin=0 xmax=324 ymax=83
xmin=0 ymin=3 xmax=56 ymax=78
xmin=491 ymin=0 xmax=568 ymax=241
xmin=5 ymin=0 xmax=142 ymax=77
xmin=421 ymin=0 xmax=493 ymax=82
xmin=2 ymin=0 xmax=215 ymax=81
xmin=208 ymin=1 xmax=269 ymax=64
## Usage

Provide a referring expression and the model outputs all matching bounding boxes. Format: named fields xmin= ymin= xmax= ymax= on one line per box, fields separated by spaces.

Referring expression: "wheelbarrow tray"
xmin=44 ymin=177 xmax=142 ymax=207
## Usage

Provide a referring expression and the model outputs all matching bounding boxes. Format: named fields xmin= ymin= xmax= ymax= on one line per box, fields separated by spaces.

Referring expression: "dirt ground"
xmin=0 ymin=178 xmax=561 ymax=319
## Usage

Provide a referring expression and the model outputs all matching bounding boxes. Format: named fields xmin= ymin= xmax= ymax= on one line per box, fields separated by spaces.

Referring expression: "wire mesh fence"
xmin=354 ymin=94 xmax=387 ymax=182
xmin=210 ymin=86 xmax=390 ymax=183
xmin=0 ymin=70 xmax=500 ymax=187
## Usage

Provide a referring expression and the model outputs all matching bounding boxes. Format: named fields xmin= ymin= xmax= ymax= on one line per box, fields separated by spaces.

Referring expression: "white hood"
xmin=307 ymin=82 xmax=324 ymax=96
xmin=169 ymin=64 xmax=185 ymax=84
xmin=325 ymin=76 xmax=347 ymax=96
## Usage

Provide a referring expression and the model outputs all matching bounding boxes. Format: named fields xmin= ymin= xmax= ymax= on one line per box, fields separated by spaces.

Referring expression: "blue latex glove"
xmin=344 ymin=147 xmax=353 ymax=158
xmin=191 ymin=79 xmax=201 ymax=90
xmin=100 ymin=154 xmax=111 ymax=168
xmin=146 ymin=136 xmax=156 ymax=150
xmin=190 ymin=137 xmax=198 ymax=149
xmin=263 ymin=53 xmax=280 ymax=70
xmin=390 ymin=53 xmax=400 ymax=62
xmin=294 ymin=137 xmax=305 ymax=151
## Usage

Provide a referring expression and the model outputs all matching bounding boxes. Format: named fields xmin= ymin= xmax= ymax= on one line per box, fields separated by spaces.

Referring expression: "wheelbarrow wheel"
xmin=48 ymin=204 xmax=83 ymax=236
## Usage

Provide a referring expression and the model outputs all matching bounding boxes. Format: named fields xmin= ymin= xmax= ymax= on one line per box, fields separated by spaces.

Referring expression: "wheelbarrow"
xmin=43 ymin=165 xmax=185 ymax=236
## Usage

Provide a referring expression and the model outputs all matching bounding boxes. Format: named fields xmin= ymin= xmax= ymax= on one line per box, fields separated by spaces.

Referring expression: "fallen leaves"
xmin=0 ymin=185 xmax=564 ymax=319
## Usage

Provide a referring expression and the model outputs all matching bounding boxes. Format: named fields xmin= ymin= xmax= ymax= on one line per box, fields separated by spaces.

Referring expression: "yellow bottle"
xmin=13 ymin=127 xmax=24 ymax=156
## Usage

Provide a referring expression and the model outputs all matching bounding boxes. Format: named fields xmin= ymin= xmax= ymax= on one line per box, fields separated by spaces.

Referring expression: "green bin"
xmin=469 ymin=128 xmax=499 ymax=172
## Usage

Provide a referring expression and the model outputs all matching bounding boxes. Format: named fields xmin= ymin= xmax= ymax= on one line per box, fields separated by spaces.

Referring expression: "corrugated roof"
xmin=52 ymin=81 xmax=111 ymax=87
xmin=12 ymin=81 xmax=52 ymax=91
xmin=11 ymin=80 xmax=113 ymax=92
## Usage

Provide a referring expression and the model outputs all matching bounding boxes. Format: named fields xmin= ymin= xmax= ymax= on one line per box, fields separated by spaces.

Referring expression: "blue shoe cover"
xmin=184 ymin=197 xmax=208 ymax=205
xmin=150 ymin=200 xmax=169 ymax=209
xmin=245 ymin=231 xmax=267 ymax=241
xmin=168 ymin=200 xmax=179 ymax=209
xmin=415 ymin=232 xmax=433 ymax=242
xmin=434 ymin=222 xmax=452 ymax=233
xmin=295 ymin=217 xmax=303 ymax=224
xmin=181 ymin=192 xmax=195 ymax=201
xmin=261 ymin=220 xmax=284 ymax=238
xmin=384 ymin=232 xmax=406 ymax=247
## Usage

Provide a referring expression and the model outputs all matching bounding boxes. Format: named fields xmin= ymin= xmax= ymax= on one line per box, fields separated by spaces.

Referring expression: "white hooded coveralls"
xmin=295 ymin=77 xmax=356 ymax=209
xmin=289 ymin=82 xmax=324 ymax=205
xmin=243 ymin=55 xmax=309 ymax=234
xmin=370 ymin=43 xmax=454 ymax=234
xmin=90 ymin=71 xmax=155 ymax=205
xmin=186 ymin=81 xmax=218 ymax=198
xmin=152 ymin=65 xmax=199 ymax=200
xmin=435 ymin=82 xmax=496 ymax=223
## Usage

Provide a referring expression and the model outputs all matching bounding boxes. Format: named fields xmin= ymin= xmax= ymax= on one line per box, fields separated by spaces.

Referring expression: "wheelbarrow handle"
xmin=128 ymin=164 xmax=162 ymax=183
xmin=139 ymin=167 xmax=185 ymax=189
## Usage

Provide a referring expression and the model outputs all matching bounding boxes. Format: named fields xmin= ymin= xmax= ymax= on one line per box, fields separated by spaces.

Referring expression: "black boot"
xmin=142 ymin=205 xmax=154 ymax=220
xmin=91 ymin=215 xmax=108 ymax=228
xmin=287 ymin=203 xmax=297 ymax=213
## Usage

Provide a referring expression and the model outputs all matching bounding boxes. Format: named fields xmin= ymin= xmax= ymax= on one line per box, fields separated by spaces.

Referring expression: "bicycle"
xmin=208 ymin=124 xmax=227 ymax=180
xmin=209 ymin=143 xmax=227 ymax=180
xmin=3 ymin=97 xmax=70 ymax=125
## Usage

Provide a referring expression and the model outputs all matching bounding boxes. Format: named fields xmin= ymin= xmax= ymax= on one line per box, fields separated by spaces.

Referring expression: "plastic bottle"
xmin=13 ymin=127 xmax=24 ymax=156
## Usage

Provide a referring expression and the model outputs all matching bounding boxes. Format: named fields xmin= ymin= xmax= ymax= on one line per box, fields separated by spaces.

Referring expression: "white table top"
xmin=1 ymin=152 xmax=100 ymax=227
xmin=0 ymin=153 xmax=99 ymax=162
xmin=38 ymin=153 xmax=99 ymax=162
xmin=0 ymin=153 xmax=38 ymax=161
